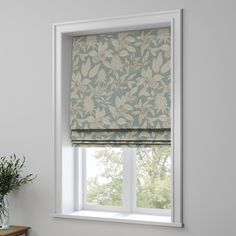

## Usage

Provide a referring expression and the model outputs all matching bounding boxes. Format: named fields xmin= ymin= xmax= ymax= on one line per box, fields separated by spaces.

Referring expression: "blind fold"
xmin=71 ymin=129 xmax=170 ymax=146
xmin=70 ymin=27 xmax=171 ymax=146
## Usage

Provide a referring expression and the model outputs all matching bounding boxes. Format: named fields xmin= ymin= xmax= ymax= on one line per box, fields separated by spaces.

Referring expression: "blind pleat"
xmin=70 ymin=27 xmax=171 ymax=146
xmin=71 ymin=129 xmax=170 ymax=146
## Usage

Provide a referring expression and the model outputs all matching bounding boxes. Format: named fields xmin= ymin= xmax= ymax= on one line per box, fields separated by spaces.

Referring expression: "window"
xmin=54 ymin=9 xmax=182 ymax=227
xmin=78 ymin=146 xmax=171 ymax=216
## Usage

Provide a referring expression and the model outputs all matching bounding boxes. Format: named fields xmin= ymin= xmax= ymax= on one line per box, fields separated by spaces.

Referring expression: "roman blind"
xmin=70 ymin=27 xmax=171 ymax=146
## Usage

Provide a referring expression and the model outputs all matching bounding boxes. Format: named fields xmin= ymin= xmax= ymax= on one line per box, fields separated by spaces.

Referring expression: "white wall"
xmin=0 ymin=0 xmax=235 ymax=235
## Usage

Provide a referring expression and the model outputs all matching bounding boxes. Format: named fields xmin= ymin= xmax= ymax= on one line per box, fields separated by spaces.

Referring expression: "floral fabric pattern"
xmin=70 ymin=27 xmax=171 ymax=146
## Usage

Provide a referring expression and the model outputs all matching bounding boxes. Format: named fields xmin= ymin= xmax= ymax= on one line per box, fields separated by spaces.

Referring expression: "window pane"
xmin=86 ymin=147 xmax=123 ymax=206
xmin=136 ymin=146 xmax=171 ymax=209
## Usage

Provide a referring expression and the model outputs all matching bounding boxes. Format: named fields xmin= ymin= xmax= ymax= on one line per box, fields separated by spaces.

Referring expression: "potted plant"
xmin=0 ymin=155 xmax=36 ymax=230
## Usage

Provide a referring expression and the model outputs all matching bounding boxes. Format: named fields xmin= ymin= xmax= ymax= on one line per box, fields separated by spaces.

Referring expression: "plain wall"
xmin=0 ymin=0 xmax=235 ymax=235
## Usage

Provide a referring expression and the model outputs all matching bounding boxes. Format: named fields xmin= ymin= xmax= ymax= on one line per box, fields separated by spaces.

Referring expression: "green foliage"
xmin=87 ymin=148 xmax=122 ymax=206
xmin=136 ymin=146 xmax=171 ymax=209
xmin=87 ymin=146 xmax=171 ymax=209
xmin=0 ymin=154 xmax=36 ymax=223
xmin=0 ymin=154 xmax=36 ymax=196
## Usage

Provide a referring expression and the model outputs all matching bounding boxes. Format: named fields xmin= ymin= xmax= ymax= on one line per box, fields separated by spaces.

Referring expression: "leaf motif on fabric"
xmin=126 ymin=36 xmax=136 ymax=42
xmin=161 ymin=61 xmax=170 ymax=74
xmin=152 ymin=53 xmax=163 ymax=73
xmin=111 ymin=39 xmax=120 ymax=49
xmin=89 ymin=64 xmax=101 ymax=78
xmin=82 ymin=58 xmax=91 ymax=77
xmin=119 ymin=50 xmax=129 ymax=57
xmin=97 ymin=69 xmax=106 ymax=82
xmin=117 ymin=118 xmax=127 ymax=125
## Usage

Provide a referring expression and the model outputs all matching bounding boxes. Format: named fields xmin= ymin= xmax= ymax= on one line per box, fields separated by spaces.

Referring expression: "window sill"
xmin=53 ymin=211 xmax=183 ymax=227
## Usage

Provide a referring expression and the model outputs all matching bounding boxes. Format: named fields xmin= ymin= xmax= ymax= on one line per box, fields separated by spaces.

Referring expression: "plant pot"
xmin=0 ymin=195 xmax=9 ymax=230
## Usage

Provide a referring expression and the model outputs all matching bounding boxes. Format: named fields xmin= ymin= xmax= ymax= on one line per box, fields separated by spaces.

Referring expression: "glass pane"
xmin=86 ymin=147 xmax=123 ymax=206
xmin=136 ymin=146 xmax=171 ymax=209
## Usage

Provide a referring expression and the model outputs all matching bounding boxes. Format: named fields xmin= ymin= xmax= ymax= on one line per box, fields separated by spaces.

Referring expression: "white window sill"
xmin=53 ymin=211 xmax=183 ymax=227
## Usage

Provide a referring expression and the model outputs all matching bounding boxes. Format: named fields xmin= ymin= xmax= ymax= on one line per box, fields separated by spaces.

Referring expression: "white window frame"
xmin=79 ymin=147 xmax=171 ymax=217
xmin=53 ymin=9 xmax=183 ymax=227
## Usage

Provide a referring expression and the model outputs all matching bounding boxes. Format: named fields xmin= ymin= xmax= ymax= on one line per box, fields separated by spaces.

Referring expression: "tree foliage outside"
xmin=86 ymin=146 xmax=171 ymax=209
xmin=136 ymin=146 xmax=171 ymax=209
xmin=86 ymin=148 xmax=123 ymax=206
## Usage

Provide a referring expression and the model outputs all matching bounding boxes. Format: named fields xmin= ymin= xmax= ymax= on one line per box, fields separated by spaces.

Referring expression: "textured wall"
xmin=0 ymin=0 xmax=235 ymax=235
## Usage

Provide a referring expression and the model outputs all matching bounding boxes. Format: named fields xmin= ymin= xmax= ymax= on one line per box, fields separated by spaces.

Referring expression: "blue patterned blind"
xmin=70 ymin=27 xmax=171 ymax=146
